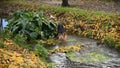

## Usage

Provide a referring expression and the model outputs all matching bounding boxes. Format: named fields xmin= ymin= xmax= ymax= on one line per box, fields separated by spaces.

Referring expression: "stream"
xmin=49 ymin=35 xmax=120 ymax=68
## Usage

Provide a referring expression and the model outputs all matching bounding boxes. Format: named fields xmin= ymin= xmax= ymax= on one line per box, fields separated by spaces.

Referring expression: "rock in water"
xmin=49 ymin=53 xmax=66 ymax=64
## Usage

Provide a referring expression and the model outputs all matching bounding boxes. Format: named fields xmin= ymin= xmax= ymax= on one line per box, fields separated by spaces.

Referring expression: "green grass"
xmin=0 ymin=42 xmax=5 ymax=48
xmin=88 ymin=52 xmax=109 ymax=62
xmin=115 ymin=42 xmax=120 ymax=50
xmin=103 ymin=36 xmax=116 ymax=47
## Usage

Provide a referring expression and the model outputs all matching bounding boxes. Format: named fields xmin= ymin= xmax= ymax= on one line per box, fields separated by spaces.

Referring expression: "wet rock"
xmin=49 ymin=53 xmax=66 ymax=64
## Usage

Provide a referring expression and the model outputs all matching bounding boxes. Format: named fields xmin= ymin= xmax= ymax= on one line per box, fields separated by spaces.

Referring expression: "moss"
xmin=66 ymin=51 xmax=109 ymax=62
xmin=66 ymin=51 xmax=77 ymax=61
xmin=88 ymin=52 xmax=108 ymax=62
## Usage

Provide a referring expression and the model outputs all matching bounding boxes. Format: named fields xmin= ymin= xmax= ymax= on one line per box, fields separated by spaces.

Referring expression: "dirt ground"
xmin=42 ymin=0 xmax=120 ymax=13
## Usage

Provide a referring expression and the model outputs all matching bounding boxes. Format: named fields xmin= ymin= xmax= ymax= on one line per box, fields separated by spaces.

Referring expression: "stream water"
xmin=49 ymin=35 xmax=120 ymax=68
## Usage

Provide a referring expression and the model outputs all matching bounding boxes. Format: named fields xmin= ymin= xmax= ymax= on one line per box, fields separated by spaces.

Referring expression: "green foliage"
xmin=85 ymin=30 xmax=92 ymax=37
xmin=48 ymin=63 xmax=57 ymax=68
xmin=87 ymin=52 xmax=108 ymax=62
xmin=90 ymin=52 xmax=107 ymax=59
xmin=115 ymin=42 xmax=120 ymax=50
xmin=0 ymin=42 xmax=4 ymax=48
xmin=0 ymin=29 xmax=11 ymax=38
xmin=66 ymin=51 xmax=108 ymax=62
xmin=103 ymin=36 xmax=116 ymax=47
xmin=66 ymin=51 xmax=75 ymax=58
xmin=13 ymin=34 xmax=26 ymax=45
xmin=34 ymin=44 xmax=48 ymax=58
xmin=66 ymin=51 xmax=77 ymax=62
xmin=7 ymin=10 xmax=57 ymax=41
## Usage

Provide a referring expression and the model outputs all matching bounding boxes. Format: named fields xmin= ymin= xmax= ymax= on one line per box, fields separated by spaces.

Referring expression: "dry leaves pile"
xmin=49 ymin=44 xmax=81 ymax=54
xmin=0 ymin=38 xmax=47 ymax=68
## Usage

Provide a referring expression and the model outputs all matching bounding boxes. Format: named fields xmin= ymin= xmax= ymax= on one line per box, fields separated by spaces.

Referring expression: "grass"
xmin=88 ymin=52 xmax=108 ymax=62
xmin=103 ymin=36 xmax=116 ymax=47
xmin=0 ymin=42 xmax=5 ymax=48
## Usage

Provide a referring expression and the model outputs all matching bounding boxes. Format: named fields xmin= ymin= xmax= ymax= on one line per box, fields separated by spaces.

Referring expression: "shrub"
xmin=7 ymin=10 xmax=57 ymax=41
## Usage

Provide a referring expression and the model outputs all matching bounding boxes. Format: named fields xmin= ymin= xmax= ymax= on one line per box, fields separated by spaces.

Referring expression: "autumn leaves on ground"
xmin=0 ymin=0 xmax=120 ymax=68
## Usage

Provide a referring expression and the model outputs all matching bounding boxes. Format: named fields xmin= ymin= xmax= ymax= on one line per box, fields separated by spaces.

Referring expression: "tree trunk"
xmin=62 ymin=0 xmax=69 ymax=7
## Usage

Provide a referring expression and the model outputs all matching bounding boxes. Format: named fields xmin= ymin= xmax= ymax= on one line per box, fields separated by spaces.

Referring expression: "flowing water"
xmin=49 ymin=35 xmax=120 ymax=68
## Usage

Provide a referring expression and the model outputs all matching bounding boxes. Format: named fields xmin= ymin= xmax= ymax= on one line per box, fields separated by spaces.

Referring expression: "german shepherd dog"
xmin=57 ymin=23 xmax=67 ymax=40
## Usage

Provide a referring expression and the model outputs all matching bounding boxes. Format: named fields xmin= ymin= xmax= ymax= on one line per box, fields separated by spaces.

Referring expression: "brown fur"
xmin=57 ymin=32 xmax=67 ymax=40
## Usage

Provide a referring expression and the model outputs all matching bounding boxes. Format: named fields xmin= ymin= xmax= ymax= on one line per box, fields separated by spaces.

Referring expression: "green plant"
xmin=103 ymin=36 xmax=116 ymax=47
xmin=13 ymin=34 xmax=27 ymax=45
xmin=0 ymin=29 xmax=11 ymax=38
xmin=34 ymin=44 xmax=48 ymax=58
xmin=115 ymin=42 xmax=120 ymax=50
xmin=48 ymin=63 xmax=57 ymax=68
xmin=0 ymin=42 xmax=4 ymax=48
xmin=87 ymin=52 xmax=108 ymax=62
xmin=66 ymin=51 xmax=75 ymax=58
xmin=7 ymin=10 xmax=57 ymax=41
xmin=85 ymin=30 xmax=92 ymax=38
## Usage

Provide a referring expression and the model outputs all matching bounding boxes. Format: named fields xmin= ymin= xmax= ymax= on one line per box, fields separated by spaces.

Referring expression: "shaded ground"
xmin=42 ymin=0 xmax=120 ymax=13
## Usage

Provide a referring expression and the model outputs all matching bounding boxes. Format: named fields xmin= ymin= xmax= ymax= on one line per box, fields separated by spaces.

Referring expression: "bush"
xmin=7 ymin=10 xmax=57 ymax=41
